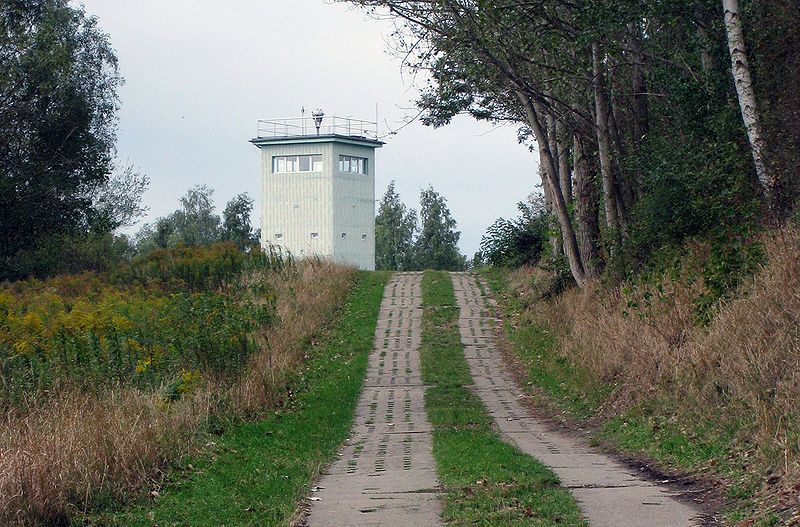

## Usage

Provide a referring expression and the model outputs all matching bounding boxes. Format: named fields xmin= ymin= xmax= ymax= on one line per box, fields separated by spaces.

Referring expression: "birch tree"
xmin=722 ymin=0 xmax=772 ymax=202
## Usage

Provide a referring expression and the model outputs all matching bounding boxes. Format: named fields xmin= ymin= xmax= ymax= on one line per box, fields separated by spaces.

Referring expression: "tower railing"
xmin=255 ymin=115 xmax=378 ymax=140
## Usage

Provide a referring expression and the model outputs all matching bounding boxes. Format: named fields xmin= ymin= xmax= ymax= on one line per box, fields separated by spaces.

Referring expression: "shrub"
xmin=480 ymin=199 xmax=548 ymax=268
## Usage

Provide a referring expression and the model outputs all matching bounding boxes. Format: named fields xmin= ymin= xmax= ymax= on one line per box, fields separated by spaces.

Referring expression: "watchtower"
xmin=250 ymin=111 xmax=383 ymax=270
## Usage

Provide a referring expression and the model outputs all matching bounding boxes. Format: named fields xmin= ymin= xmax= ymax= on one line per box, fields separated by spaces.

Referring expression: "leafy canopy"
xmin=0 ymin=0 xmax=122 ymax=275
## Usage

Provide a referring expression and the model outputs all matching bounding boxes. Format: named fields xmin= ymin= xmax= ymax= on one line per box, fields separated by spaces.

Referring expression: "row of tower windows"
xmin=272 ymin=154 xmax=322 ymax=173
xmin=274 ymin=233 xmax=368 ymax=240
xmin=271 ymin=154 xmax=368 ymax=174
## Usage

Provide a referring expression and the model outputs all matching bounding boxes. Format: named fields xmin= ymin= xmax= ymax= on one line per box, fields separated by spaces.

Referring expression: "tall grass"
xmin=506 ymin=226 xmax=800 ymax=485
xmin=0 ymin=244 xmax=353 ymax=526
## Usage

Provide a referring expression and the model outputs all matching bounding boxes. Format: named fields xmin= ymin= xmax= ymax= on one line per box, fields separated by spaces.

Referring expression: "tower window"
xmin=341 ymin=232 xmax=347 ymax=239
xmin=338 ymin=155 xmax=368 ymax=174
xmin=273 ymin=154 xmax=323 ymax=173
xmin=310 ymin=232 xmax=319 ymax=239
xmin=274 ymin=233 xmax=283 ymax=240
xmin=362 ymin=234 xmax=367 ymax=240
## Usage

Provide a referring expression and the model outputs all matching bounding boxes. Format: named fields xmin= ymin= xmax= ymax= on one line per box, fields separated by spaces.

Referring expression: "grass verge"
xmin=420 ymin=270 xmax=587 ymax=527
xmin=480 ymin=268 xmax=607 ymax=419
xmin=480 ymin=267 xmax=786 ymax=526
xmin=81 ymin=271 xmax=390 ymax=527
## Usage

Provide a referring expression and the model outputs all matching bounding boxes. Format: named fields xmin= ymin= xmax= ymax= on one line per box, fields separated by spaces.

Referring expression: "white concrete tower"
xmin=250 ymin=112 xmax=382 ymax=270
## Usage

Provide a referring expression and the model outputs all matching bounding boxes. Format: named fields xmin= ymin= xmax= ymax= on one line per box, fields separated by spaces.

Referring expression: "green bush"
xmin=480 ymin=200 xmax=548 ymax=268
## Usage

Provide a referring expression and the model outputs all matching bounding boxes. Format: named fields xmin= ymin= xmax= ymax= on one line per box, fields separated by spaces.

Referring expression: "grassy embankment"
xmin=420 ymin=270 xmax=587 ymax=527
xmin=86 ymin=270 xmax=389 ymax=526
xmin=0 ymin=243 xmax=382 ymax=526
xmin=481 ymin=226 xmax=800 ymax=526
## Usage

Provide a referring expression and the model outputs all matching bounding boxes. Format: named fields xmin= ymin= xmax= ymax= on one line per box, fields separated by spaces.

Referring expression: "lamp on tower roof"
xmin=312 ymin=109 xmax=324 ymax=135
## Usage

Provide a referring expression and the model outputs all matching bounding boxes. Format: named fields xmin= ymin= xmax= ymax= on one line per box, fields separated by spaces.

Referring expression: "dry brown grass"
xmin=0 ymin=260 xmax=354 ymax=526
xmin=232 ymin=260 xmax=353 ymax=416
xmin=0 ymin=388 xmax=209 ymax=525
xmin=511 ymin=226 xmax=800 ymax=484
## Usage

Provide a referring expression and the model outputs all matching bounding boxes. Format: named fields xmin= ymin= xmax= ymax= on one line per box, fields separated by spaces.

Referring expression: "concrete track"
xmin=305 ymin=273 xmax=442 ymax=527
xmin=451 ymin=272 xmax=703 ymax=527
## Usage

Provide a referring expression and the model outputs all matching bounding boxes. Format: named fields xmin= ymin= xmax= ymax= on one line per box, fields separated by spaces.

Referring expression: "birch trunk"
xmin=592 ymin=42 xmax=623 ymax=252
xmin=556 ymin=120 xmax=573 ymax=205
xmin=515 ymin=90 xmax=586 ymax=287
xmin=722 ymin=0 xmax=772 ymax=197
xmin=573 ymin=134 xmax=600 ymax=278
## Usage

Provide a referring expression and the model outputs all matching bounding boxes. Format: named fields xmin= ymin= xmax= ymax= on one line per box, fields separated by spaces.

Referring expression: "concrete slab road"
xmin=305 ymin=273 xmax=442 ymax=527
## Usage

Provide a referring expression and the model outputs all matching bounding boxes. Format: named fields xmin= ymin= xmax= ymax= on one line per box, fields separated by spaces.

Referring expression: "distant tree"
xmin=413 ymin=186 xmax=465 ymax=271
xmin=90 ymin=164 xmax=150 ymax=232
xmin=480 ymin=197 xmax=548 ymax=268
xmin=375 ymin=181 xmax=417 ymax=270
xmin=470 ymin=251 xmax=484 ymax=270
xmin=135 ymin=216 xmax=174 ymax=255
xmin=171 ymin=185 xmax=222 ymax=247
xmin=134 ymin=185 xmax=223 ymax=254
xmin=0 ymin=0 xmax=123 ymax=278
xmin=222 ymin=193 xmax=257 ymax=250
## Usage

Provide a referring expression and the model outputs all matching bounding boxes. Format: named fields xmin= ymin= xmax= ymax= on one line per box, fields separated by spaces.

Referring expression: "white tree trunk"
xmin=723 ymin=0 xmax=771 ymax=196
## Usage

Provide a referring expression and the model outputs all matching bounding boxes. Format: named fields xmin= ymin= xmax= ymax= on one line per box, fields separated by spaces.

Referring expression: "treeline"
xmin=0 ymin=1 xmax=259 ymax=282
xmin=375 ymin=182 xmax=467 ymax=271
xmin=348 ymin=0 xmax=799 ymax=290
xmin=133 ymin=185 xmax=259 ymax=255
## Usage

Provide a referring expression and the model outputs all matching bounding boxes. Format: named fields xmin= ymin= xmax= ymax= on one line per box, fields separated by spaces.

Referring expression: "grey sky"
xmin=77 ymin=0 xmax=540 ymax=257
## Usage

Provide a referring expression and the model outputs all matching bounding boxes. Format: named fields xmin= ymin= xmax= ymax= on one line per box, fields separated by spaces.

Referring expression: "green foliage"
xmin=170 ymin=185 xmax=222 ymax=247
xmin=90 ymin=165 xmax=150 ymax=233
xmin=375 ymin=183 xmax=466 ymax=270
xmin=0 ymin=243 xmax=288 ymax=407
xmin=222 ymin=192 xmax=258 ymax=250
xmin=375 ymin=181 xmax=417 ymax=270
xmin=135 ymin=187 xmax=259 ymax=257
xmin=3 ymin=232 xmax=135 ymax=281
xmin=0 ymin=0 xmax=123 ymax=279
xmin=360 ymin=0 xmax=795 ymax=290
xmin=414 ymin=186 xmax=466 ymax=270
xmin=480 ymin=199 xmax=548 ymax=268
xmin=748 ymin=0 xmax=800 ymax=211
xmin=116 ymin=241 xmax=289 ymax=292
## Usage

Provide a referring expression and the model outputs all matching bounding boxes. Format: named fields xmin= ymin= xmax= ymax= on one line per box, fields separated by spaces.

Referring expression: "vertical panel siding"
xmin=258 ymin=139 xmax=377 ymax=270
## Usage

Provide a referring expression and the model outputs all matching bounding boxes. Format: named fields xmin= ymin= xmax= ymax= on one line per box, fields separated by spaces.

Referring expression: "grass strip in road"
xmin=84 ymin=271 xmax=390 ymax=527
xmin=420 ymin=270 xmax=587 ymax=527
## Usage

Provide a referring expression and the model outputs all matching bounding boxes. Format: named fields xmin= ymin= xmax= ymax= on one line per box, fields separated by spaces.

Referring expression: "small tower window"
xmin=310 ymin=232 xmax=319 ymax=239
xmin=274 ymin=233 xmax=283 ymax=240
xmin=338 ymin=155 xmax=368 ymax=174
xmin=361 ymin=234 xmax=367 ymax=240
xmin=341 ymin=232 xmax=347 ymax=239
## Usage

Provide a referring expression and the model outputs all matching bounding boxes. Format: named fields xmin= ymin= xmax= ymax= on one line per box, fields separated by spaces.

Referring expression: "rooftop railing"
xmin=255 ymin=115 xmax=379 ymax=140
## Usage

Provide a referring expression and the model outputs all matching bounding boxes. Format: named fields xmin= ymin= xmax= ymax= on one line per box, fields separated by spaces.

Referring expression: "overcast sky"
xmin=76 ymin=0 xmax=541 ymax=257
